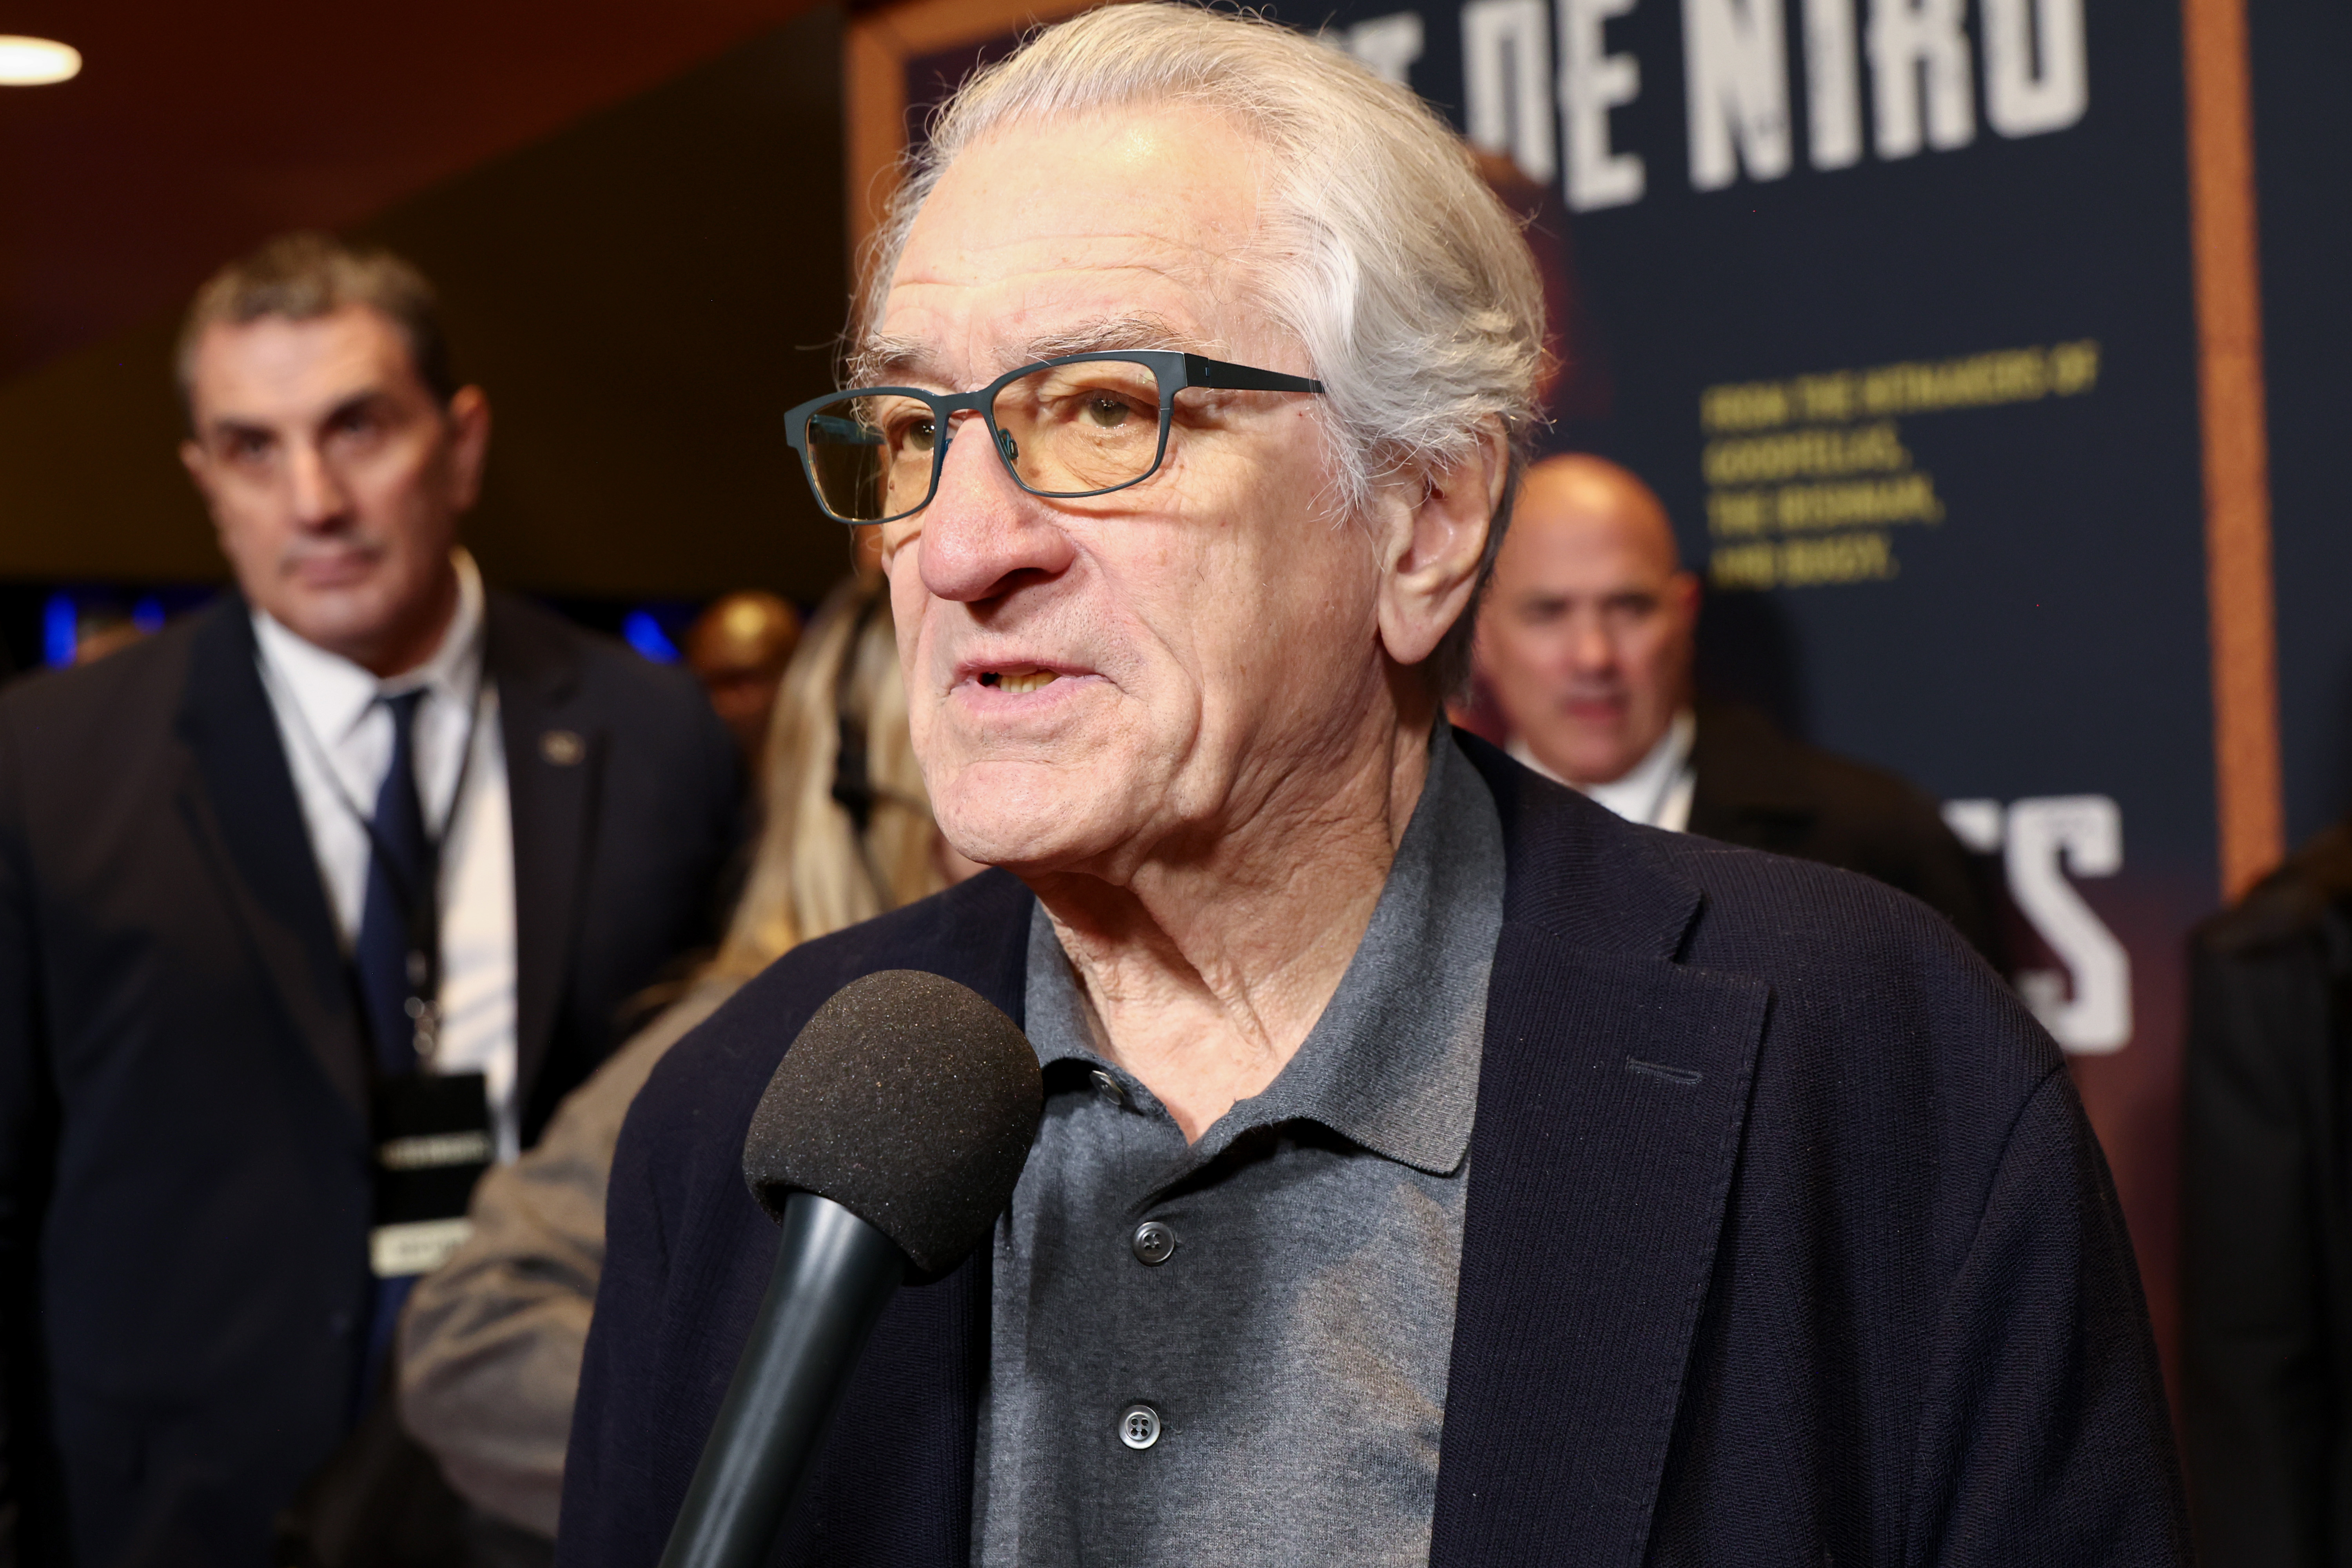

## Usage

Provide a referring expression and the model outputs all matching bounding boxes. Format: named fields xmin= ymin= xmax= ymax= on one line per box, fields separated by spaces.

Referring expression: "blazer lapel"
xmin=1432 ymin=737 xmax=1771 ymax=1566
xmin=173 ymin=600 xmax=369 ymax=1123
xmin=487 ymin=593 xmax=597 ymax=1116
xmin=790 ymin=871 xmax=1034 ymax=1562
xmin=909 ymin=877 xmax=1031 ymax=1562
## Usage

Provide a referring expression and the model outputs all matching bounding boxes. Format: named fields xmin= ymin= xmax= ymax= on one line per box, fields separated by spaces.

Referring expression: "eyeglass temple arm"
xmin=1182 ymin=355 xmax=1326 ymax=395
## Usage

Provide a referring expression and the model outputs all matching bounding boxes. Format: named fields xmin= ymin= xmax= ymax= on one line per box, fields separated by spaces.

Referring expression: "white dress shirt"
xmin=1510 ymin=708 xmax=1698 ymax=832
xmin=253 ymin=551 xmax=521 ymax=1162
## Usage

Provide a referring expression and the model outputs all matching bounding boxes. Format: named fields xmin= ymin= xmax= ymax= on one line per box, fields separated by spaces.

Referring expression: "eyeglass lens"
xmin=802 ymin=359 xmax=1165 ymax=523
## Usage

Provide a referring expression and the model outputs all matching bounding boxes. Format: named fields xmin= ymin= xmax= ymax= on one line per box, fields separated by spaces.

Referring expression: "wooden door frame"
xmin=844 ymin=0 xmax=1102 ymax=264
xmin=2183 ymin=0 xmax=2283 ymax=900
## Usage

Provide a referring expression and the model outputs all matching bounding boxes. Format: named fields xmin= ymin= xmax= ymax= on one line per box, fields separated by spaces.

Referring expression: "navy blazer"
xmin=563 ymin=734 xmax=2190 ymax=1566
xmin=0 ymin=592 xmax=740 ymax=1567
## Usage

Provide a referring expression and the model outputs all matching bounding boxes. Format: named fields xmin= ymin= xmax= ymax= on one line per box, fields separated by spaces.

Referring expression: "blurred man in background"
xmin=1475 ymin=452 xmax=1996 ymax=956
xmin=2184 ymin=816 xmax=2352 ymax=1568
xmin=0 ymin=232 xmax=739 ymax=1566
xmin=684 ymin=590 xmax=801 ymax=762
xmin=401 ymin=574 xmax=969 ymax=1555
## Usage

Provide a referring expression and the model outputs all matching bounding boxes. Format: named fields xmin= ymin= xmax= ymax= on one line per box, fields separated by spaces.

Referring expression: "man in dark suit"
xmin=0 ymin=233 xmax=739 ymax=1565
xmin=1475 ymin=452 xmax=1997 ymax=956
xmin=561 ymin=8 xmax=2184 ymax=1563
xmin=2183 ymin=820 xmax=2352 ymax=1566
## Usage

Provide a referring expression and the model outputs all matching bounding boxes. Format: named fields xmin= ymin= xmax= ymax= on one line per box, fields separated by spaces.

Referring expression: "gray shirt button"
xmin=1130 ymin=1220 xmax=1176 ymax=1265
xmin=1089 ymin=1068 xmax=1127 ymax=1107
xmin=1118 ymin=1402 xmax=1162 ymax=1450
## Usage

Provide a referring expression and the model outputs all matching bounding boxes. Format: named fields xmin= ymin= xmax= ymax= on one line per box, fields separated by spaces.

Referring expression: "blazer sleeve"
xmin=1907 ymin=1067 xmax=2193 ymax=1566
xmin=1879 ymin=805 xmax=2003 ymax=970
xmin=556 ymin=1070 xmax=684 ymax=1568
xmin=0 ymin=710 xmax=56 ymax=1558
xmin=2181 ymin=924 xmax=2335 ymax=1568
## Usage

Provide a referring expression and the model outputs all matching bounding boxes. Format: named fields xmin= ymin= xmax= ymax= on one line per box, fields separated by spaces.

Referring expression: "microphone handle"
xmin=657 ymin=1191 xmax=906 ymax=1568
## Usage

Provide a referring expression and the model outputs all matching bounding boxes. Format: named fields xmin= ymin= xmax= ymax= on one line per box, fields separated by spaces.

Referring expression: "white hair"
xmin=857 ymin=3 xmax=1549 ymax=690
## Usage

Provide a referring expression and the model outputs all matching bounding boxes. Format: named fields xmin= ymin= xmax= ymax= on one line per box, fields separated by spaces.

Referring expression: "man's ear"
xmin=1669 ymin=568 xmax=1702 ymax=628
xmin=1374 ymin=418 xmax=1510 ymax=668
xmin=445 ymin=386 xmax=493 ymax=512
xmin=178 ymin=438 xmax=212 ymax=498
xmin=178 ymin=439 xmax=230 ymax=544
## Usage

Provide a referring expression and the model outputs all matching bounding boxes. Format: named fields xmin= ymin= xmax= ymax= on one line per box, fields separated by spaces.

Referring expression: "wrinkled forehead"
xmin=869 ymin=106 xmax=1293 ymax=386
xmin=188 ymin=305 xmax=421 ymax=426
xmin=1502 ymin=483 xmax=1686 ymax=598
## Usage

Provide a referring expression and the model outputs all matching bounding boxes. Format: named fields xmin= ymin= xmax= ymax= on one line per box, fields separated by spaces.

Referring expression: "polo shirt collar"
xmin=1023 ymin=722 xmax=1506 ymax=1180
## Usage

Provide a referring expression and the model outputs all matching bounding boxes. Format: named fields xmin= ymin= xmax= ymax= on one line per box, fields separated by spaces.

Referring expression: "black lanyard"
xmin=257 ymin=651 xmax=485 ymax=1065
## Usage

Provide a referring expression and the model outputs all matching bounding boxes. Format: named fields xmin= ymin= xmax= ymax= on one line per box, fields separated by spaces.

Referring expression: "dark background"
xmin=0 ymin=1 xmax=857 ymax=626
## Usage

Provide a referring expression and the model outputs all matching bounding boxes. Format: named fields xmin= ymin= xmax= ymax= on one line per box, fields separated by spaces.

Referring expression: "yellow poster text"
xmin=1708 ymin=473 xmax=1945 ymax=537
xmin=1701 ymin=340 xmax=2100 ymax=434
xmin=1710 ymin=531 xmax=1899 ymax=590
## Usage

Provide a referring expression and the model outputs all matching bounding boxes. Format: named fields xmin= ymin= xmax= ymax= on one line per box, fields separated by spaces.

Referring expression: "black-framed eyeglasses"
xmin=783 ymin=350 xmax=1326 ymax=526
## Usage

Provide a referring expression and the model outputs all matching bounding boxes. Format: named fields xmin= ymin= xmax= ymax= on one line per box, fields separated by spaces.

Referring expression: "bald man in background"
xmin=684 ymin=592 xmax=802 ymax=763
xmin=1476 ymin=454 xmax=1997 ymax=958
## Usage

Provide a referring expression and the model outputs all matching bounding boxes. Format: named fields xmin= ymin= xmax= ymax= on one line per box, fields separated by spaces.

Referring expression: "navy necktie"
xmin=354 ymin=690 xmax=431 ymax=1078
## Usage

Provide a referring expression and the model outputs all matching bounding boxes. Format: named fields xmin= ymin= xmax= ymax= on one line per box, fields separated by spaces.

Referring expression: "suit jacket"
xmin=1688 ymin=703 xmax=2000 ymax=961
xmin=2184 ymin=821 xmax=2352 ymax=1568
xmin=0 ymin=592 xmax=739 ymax=1568
xmin=561 ymin=733 xmax=2187 ymax=1567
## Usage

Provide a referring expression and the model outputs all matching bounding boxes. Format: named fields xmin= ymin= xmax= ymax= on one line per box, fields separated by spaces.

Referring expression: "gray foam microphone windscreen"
xmin=741 ymin=970 xmax=1042 ymax=1276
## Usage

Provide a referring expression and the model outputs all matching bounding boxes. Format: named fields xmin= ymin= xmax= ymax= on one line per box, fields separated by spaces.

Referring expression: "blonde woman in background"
xmin=395 ymin=573 xmax=966 ymax=1548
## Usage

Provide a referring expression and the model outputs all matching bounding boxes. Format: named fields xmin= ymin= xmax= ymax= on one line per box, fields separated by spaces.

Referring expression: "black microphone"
xmin=657 ymin=969 xmax=1042 ymax=1568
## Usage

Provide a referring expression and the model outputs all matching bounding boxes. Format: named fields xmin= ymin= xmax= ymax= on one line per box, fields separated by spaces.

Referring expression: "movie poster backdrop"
xmin=867 ymin=0 xmax=2245 ymax=1393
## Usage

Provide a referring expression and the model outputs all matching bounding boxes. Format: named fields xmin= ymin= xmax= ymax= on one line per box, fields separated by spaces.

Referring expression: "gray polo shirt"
xmin=971 ymin=729 xmax=1506 ymax=1567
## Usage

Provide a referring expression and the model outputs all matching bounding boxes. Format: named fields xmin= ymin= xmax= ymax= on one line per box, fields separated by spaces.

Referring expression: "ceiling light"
xmin=0 ymin=36 xmax=80 ymax=86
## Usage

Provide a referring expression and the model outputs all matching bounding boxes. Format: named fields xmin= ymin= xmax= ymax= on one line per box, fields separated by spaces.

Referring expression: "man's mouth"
xmin=286 ymin=545 xmax=383 ymax=585
xmin=1563 ymin=693 xmax=1628 ymax=723
xmin=978 ymin=669 xmax=1060 ymax=695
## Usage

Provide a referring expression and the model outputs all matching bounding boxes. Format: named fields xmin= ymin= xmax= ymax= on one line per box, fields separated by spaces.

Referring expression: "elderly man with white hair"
xmin=560 ymin=8 xmax=2188 ymax=1566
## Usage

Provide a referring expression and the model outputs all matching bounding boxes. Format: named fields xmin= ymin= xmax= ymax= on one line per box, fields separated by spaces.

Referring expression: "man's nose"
xmin=916 ymin=414 xmax=1075 ymax=604
xmin=1567 ymin=611 xmax=1617 ymax=674
xmin=284 ymin=441 xmax=352 ymax=527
